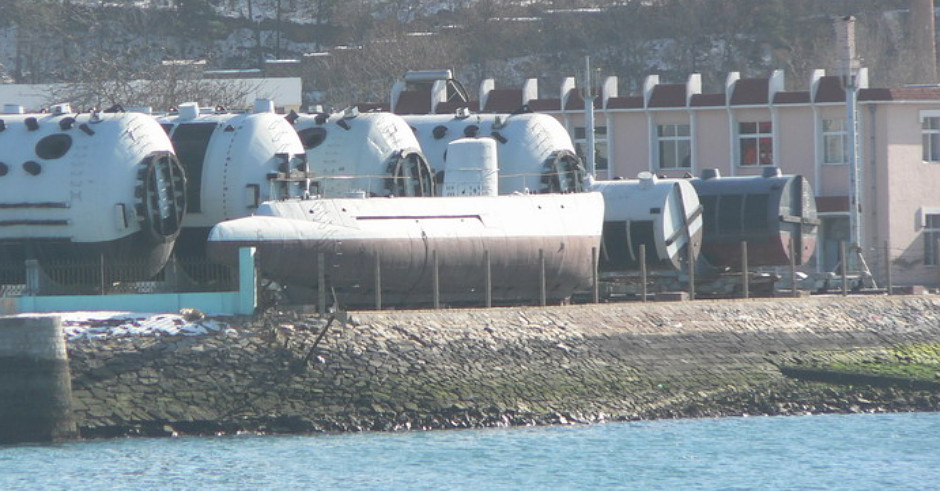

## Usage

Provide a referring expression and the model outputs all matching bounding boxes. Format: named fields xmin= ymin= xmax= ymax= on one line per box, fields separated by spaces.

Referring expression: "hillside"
xmin=0 ymin=0 xmax=924 ymax=110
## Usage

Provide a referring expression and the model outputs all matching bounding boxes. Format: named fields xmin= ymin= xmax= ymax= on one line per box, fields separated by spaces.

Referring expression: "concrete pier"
xmin=0 ymin=316 xmax=77 ymax=444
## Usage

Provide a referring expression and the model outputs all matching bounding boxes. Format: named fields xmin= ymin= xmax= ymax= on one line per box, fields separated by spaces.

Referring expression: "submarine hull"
xmin=207 ymin=193 xmax=604 ymax=307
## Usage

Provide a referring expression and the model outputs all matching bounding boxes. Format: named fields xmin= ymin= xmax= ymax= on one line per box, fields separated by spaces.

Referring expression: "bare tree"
xmin=47 ymin=59 xmax=261 ymax=111
xmin=909 ymin=0 xmax=938 ymax=83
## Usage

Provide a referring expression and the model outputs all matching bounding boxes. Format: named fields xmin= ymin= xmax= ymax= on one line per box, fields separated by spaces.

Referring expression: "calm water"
xmin=2 ymin=412 xmax=939 ymax=490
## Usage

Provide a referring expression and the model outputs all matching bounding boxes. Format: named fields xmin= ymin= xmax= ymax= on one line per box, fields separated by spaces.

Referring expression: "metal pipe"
xmin=583 ymin=56 xmax=597 ymax=177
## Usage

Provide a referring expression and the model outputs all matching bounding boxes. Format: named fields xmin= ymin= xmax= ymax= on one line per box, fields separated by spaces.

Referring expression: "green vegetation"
xmin=796 ymin=344 xmax=940 ymax=382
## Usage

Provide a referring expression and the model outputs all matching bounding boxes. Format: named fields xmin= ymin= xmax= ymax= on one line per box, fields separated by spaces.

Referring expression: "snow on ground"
xmin=17 ymin=311 xmax=233 ymax=341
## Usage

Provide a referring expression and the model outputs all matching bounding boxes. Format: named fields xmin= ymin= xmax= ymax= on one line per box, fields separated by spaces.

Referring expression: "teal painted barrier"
xmin=1 ymin=248 xmax=257 ymax=316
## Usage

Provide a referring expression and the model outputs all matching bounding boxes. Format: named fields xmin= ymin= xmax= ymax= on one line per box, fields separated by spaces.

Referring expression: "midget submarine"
xmin=0 ymin=104 xmax=185 ymax=278
xmin=291 ymin=108 xmax=434 ymax=198
xmin=208 ymin=130 xmax=602 ymax=309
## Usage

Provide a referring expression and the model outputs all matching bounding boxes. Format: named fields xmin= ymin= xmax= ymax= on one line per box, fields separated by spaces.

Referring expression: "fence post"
xmin=687 ymin=247 xmax=695 ymax=301
xmin=741 ymin=241 xmax=749 ymax=299
xmin=885 ymin=240 xmax=893 ymax=295
xmin=374 ymin=252 xmax=382 ymax=311
xmin=539 ymin=249 xmax=546 ymax=306
xmin=591 ymin=246 xmax=599 ymax=304
xmin=99 ymin=253 xmax=105 ymax=295
xmin=640 ymin=244 xmax=647 ymax=302
xmin=317 ymin=252 xmax=326 ymax=314
xmin=25 ymin=259 xmax=40 ymax=296
xmin=790 ymin=235 xmax=798 ymax=297
xmin=432 ymin=250 xmax=440 ymax=309
xmin=484 ymin=250 xmax=492 ymax=308
xmin=840 ymin=241 xmax=848 ymax=296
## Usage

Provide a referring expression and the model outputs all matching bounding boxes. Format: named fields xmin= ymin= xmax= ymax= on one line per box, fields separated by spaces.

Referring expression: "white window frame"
xmin=737 ymin=121 xmax=773 ymax=167
xmin=924 ymin=211 xmax=940 ymax=266
xmin=821 ymin=118 xmax=847 ymax=165
xmin=920 ymin=110 xmax=940 ymax=163
xmin=656 ymin=123 xmax=692 ymax=170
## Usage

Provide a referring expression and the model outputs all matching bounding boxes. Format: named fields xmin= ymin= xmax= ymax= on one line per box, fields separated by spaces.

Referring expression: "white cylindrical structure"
xmin=293 ymin=111 xmax=433 ymax=198
xmin=0 ymin=110 xmax=185 ymax=276
xmin=442 ymin=137 xmax=498 ymax=197
xmin=158 ymin=109 xmax=307 ymax=229
xmin=158 ymin=107 xmax=307 ymax=260
xmin=590 ymin=175 xmax=703 ymax=272
xmin=403 ymin=112 xmax=585 ymax=195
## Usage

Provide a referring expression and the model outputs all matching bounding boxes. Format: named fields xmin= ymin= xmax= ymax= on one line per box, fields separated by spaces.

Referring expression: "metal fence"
xmin=0 ymin=255 xmax=237 ymax=296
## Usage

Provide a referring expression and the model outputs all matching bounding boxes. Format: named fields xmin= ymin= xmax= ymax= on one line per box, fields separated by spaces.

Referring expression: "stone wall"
xmin=67 ymin=296 xmax=940 ymax=436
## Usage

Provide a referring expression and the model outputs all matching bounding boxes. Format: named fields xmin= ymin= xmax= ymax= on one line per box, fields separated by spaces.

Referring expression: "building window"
xmin=822 ymin=118 xmax=847 ymax=165
xmin=738 ymin=121 xmax=773 ymax=166
xmin=923 ymin=117 xmax=940 ymax=162
xmin=657 ymin=124 xmax=691 ymax=170
xmin=925 ymin=214 xmax=940 ymax=266
xmin=574 ymin=126 xmax=608 ymax=172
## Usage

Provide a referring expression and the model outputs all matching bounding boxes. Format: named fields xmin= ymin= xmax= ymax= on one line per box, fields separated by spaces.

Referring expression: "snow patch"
xmin=17 ymin=311 xmax=232 ymax=341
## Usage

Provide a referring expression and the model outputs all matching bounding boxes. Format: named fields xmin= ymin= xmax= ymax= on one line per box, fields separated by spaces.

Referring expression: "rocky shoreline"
xmin=66 ymin=296 xmax=940 ymax=438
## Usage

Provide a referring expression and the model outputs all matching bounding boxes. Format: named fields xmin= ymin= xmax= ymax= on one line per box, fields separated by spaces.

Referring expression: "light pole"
xmin=582 ymin=56 xmax=597 ymax=178
xmin=837 ymin=15 xmax=875 ymax=287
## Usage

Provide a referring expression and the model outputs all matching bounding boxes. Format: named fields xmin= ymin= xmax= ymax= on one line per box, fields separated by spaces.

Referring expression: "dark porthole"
xmin=23 ymin=161 xmax=42 ymax=176
xmin=0 ymin=162 xmax=8 ymax=176
xmin=298 ymin=127 xmax=328 ymax=150
xmin=35 ymin=133 xmax=73 ymax=160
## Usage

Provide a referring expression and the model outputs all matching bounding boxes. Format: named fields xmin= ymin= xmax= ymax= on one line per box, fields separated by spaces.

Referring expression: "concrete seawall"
xmin=1 ymin=317 xmax=77 ymax=443
xmin=67 ymin=296 xmax=940 ymax=436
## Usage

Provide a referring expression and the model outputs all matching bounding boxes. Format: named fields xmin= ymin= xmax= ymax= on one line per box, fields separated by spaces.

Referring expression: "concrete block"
xmin=654 ymin=291 xmax=689 ymax=302
xmin=891 ymin=285 xmax=928 ymax=295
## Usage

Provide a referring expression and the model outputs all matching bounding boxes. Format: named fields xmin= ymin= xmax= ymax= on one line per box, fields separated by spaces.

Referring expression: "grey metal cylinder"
xmin=0 ymin=316 xmax=77 ymax=444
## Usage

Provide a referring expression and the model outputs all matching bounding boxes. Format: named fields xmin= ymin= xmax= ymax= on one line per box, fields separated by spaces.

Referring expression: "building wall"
xmin=879 ymin=102 xmax=940 ymax=286
xmin=775 ymin=105 xmax=815 ymax=180
xmin=608 ymin=111 xmax=652 ymax=179
xmin=691 ymin=109 xmax=730 ymax=178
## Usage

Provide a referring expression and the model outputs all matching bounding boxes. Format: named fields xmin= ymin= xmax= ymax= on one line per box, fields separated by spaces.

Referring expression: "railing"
xmin=0 ymin=255 xmax=237 ymax=297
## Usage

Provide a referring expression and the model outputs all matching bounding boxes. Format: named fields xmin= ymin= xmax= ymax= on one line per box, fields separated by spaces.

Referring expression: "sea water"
xmin=2 ymin=412 xmax=939 ymax=490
